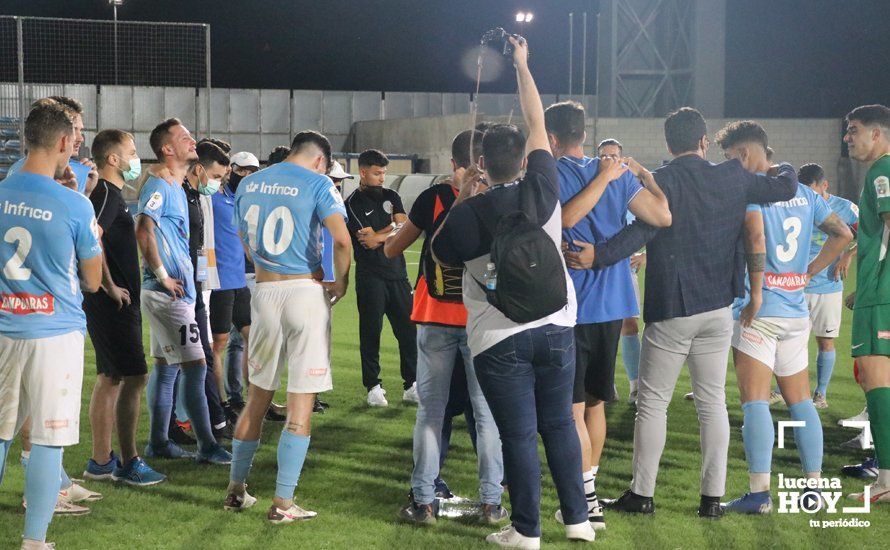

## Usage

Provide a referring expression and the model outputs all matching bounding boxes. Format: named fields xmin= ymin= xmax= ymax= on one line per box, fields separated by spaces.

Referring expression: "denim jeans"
xmin=411 ymin=325 xmax=503 ymax=505
xmin=225 ymin=328 xmax=245 ymax=405
xmin=473 ymin=324 xmax=586 ymax=537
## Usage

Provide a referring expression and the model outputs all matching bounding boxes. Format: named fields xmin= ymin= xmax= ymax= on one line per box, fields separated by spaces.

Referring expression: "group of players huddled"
xmin=1 ymin=37 xmax=889 ymax=549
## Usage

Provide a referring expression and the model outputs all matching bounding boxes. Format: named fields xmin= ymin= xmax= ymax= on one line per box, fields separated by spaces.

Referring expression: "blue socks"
xmin=59 ymin=462 xmax=72 ymax=491
xmin=230 ymin=439 xmax=260 ymax=483
xmin=789 ymin=399 xmax=823 ymax=474
xmin=621 ymin=334 xmax=640 ymax=383
xmin=24 ymin=444 xmax=62 ymax=542
xmin=181 ymin=365 xmax=218 ymax=455
xmin=815 ymin=350 xmax=836 ymax=396
xmin=742 ymin=400 xmax=774 ymax=474
xmin=275 ymin=431 xmax=310 ymax=500
xmin=147 ymin=363 xmax=179 ymax=448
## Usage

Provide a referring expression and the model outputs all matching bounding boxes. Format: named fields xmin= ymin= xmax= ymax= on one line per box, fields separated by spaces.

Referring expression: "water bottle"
xmin=483 ymin=262 xmax=497 ymax=291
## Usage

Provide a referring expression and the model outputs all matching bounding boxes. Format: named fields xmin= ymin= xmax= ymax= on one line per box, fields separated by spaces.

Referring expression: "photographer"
xmin=431 ymin=37 xmax=594 ymax=546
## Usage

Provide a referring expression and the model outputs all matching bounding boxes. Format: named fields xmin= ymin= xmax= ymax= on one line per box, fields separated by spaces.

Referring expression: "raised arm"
xmin=744 ymin=162 xmax=797 ymax=204
xmin=807 ymin=213 xmax=854 ymax=278
xmin=510 ymin=37 xmax=548 ymax=155
xmin=626 ymin=158 xmax=672 ymax=228
xmin=739 ymin=209 xmax=765 ymax=327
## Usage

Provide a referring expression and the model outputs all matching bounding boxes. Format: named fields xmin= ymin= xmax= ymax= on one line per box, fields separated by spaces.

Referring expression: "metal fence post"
xmin=205 ymin=23 xmax=211 ymax=138
xmin=16 ymin=16 xmax=24 ymax=154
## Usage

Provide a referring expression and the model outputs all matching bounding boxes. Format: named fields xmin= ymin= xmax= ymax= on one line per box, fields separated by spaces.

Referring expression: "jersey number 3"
xmin=244 ymin=205 xmax=295 ymax=256
xmin=3 ymin=227 xmax=33 ymax=280
xmin=775 ymin=216 xmax=802 ymax=263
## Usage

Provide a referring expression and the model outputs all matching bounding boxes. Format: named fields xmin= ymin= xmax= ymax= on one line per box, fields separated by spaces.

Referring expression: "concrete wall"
xmin=353 ymin=115 xmax=852 ymax=198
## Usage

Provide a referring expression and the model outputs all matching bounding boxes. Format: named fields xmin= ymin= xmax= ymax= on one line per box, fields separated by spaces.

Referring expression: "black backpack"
xmin=467 ymin=181 xmax=568 ymax=323
xmin=421 ymin=185 xmax=464 ymax=302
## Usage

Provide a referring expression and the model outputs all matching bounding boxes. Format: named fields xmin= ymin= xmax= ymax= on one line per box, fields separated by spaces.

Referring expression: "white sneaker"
xmin=848 ymin=482 xmax=890 ymax=503
xmin=769 ymin=390 xmax=784 ymax=406
xmin=565 ymin=520 xmax=596 ymax=541
xmin=628 ymin=390 xmax=638 ymax=406
xmin=813 ymin=392 xmax=828 ymax=410
xmin=403 ymin=382 xmax=419 ymax=404
xmin=21 ymin=540 xmax=55 ymax=549
xmin=60 ymin=480 xmax=103 ymax=503
xmin=840 ymin=430 xmax=874 ymax=451
xmin=485 ymin=525 xmax=540 ymax=549
xmin=684 ymin=392 xmax=694 ymax=401
xmin=267 ymin=503 xmax=318 ymax=523
xmin=223 ymin=486 xmax=257 ymax=511
xmin=367 ymin=385 xmax=388 ymax=407
xmin=839 ymin=407 xmax=869 ymax=427
xmin=555 ymin=508 xmax=606 ymax=531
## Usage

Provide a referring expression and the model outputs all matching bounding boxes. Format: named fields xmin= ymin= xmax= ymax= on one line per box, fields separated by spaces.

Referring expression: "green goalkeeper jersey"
xmin=855 ymin=153 xmax=890 ymax=308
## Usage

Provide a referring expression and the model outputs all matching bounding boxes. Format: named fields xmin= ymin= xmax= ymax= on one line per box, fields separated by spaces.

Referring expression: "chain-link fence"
xmin=0 ymin=15 xmax=210 ymax=177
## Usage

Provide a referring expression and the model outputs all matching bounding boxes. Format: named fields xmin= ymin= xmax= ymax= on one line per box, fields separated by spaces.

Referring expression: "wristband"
xmin=153 ymin=265 xmax=169 ymax=280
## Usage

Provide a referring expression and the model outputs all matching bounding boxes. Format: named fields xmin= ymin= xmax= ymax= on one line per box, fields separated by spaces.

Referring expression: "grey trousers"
xmin=630 ymin=306 xmax=732 ymax=498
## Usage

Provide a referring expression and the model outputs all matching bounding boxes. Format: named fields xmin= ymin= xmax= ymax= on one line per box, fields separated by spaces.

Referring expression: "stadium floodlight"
xmin=109 ymin=0 xmax=124 ymax=5
xmin=516 ymin=12 xmax=525 ymax=22
xmin=516 ymin=12 xmax=533 ymax=23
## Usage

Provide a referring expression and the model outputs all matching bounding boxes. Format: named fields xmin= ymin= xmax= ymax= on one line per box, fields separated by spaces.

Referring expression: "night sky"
xmin=2 ymin=0 xmax=889 ymax=118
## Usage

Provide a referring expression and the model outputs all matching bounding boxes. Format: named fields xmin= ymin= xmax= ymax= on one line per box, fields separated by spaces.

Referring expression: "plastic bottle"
xmin=483 ymin=262 xmax=497 ymax=291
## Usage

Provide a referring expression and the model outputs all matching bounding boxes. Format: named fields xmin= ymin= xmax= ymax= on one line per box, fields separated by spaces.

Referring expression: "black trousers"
xmin=171 ymin=303 xmax=226 ymax=428
xmin=355 ymin=275 xmax=417 ymax=391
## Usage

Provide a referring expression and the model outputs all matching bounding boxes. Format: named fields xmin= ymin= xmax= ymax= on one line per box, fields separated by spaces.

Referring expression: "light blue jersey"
xmin=8 ymin=157 xmax=90 ymax=195
xmin=234 ymin=162 xmax=347 ymax=275
xmin=734 ymin=183 xmax=832 ymax=319
xmin=805 ymin=194 xmax=858 ymax=295
xmin=0 ymin=171 xmax=101 ymax=339
xmin=137 ymin=176 xmax=196 ymax=303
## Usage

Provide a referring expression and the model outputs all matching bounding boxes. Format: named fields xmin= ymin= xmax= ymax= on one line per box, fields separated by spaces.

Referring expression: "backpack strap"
xmin=466 ymin=193 xmax=499 ymax=238
xmin=518 ymin=178 xmax=539 ymax=224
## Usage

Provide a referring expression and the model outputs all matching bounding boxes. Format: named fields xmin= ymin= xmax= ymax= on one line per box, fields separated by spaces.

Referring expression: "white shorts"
xmin=806 ymin=292 xmax=843 ymax=338
xmin=248 ymin=280 xmax=333 ymax=394
xmin=141 ymin=289 xmax=205 ymax=364
xmin=0 ymin=332 xmax=84 ymax=446
xmin=731 ymin=317 xmax=810 ymax=377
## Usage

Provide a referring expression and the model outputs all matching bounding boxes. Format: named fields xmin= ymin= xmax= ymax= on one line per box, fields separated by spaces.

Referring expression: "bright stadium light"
xmin=516 ymin=12 xmax=533 ymax=23
xmin=516 ymin=12 xmax=525 ymax=22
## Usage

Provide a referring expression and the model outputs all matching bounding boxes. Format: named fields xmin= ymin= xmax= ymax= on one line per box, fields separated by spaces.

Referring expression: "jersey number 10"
xmin=243 ymin=205 xmax=295 ymax=256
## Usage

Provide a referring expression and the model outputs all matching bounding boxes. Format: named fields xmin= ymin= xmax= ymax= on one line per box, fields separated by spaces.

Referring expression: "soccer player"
xmin=82 ymin=129 xmax=165 ymax=486
xmin=595 ymin=139 xmax=646 ymax=405
xmin=135 ymin=118 xmax=231 ymax=464
xmin=386 ymin=129 xmax=506 ymax=525
xmin=0 ymin=99 xmax=102 ymax=550
xmin=800 ymin=163 xmax=859 ymax=409
xmin=7 ymin=96 xmax=98 ymax=196
xmin=344 ymin=149 xmax=418 ymax=406
xmin=715 ymin=121 xmax=852 ymax=514
xmin=844 ymin=104 xmax=890 ymax=504
xmin=546 ymin=102 xmax=671 ymax=531
xmin=223 ymin=131 xmax=351 ymax=523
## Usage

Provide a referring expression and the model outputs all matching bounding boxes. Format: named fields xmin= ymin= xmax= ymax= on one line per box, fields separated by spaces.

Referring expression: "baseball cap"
xmin=230 ymin=151 xmax=260 ymax=169
xmin=329 ymin=160 xmax=353 ymax=180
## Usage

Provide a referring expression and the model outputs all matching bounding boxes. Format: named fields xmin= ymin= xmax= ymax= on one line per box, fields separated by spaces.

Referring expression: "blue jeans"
xmin=473 ymin=324 xmax=586 ymax=537
xmin=411 ymin=325 xmax=503 ymax=505
xmin=225 ymin=328 xmax=245 ymax=405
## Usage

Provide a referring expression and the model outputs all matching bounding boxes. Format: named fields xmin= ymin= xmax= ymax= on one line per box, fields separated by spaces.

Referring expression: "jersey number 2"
xmin=3 ymin=227 xmax=33 ymax=280
xmin=244 ymin=205 xmax=294 ymax=256
xmin=776 ymin=216 xmax=802 ymax=263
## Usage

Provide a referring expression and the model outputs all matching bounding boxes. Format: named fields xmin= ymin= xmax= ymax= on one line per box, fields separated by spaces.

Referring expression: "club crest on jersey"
xmin=383 ymin=200 xmax=393 ymax=214
xmin=0 ymin=292 xmax=55 ymax=315
xmin=764 ymin=272 xmax=808 ymax=291
xmin=146 ymin=191 xmax=163 ymax=210
xmin=875 ymin=176 xmax=890 ymax=198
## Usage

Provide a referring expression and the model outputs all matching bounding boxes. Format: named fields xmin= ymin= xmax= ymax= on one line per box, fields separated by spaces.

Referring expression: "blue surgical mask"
xmin=199 ymin=177 xmax=221 ymax=196
xmin=122 ymin=157 xmax=141 ymax=181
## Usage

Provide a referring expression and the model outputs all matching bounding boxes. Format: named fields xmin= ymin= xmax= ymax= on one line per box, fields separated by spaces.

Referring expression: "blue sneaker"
xmin=841 ymin=456 xmax=879 ymax=479
xmin=144 ymin=442 xmax=196 ymax=459
xmin=197 ymin=446 xmax=232 ymax=465
xmin=722 ymin=491 xmax=772 ymax=514
xmin=112 ymin=457 xmax=167 ymax=486
xmin=83 ymin=451 xmax=122 ymax=481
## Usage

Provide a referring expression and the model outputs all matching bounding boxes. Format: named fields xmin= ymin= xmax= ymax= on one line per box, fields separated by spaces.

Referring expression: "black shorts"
xmin=83 ymin=293 xmax=148 ymax=378
xmin=573 ymin=320 xmax=622 ymax=404
xmin=209 ymin=287 xmax=252 ymax=334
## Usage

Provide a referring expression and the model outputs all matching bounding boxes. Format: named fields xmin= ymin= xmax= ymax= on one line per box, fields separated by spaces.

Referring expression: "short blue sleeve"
xmin=842 ymin=200 xmax=860 ymax=226
xmin=137 ymin=177 xmax=168 ymax=225
xmin=314 ymin=176 xmax=347 ymax=223
xmin=622 ymin=171 xmax=644 ymax=207
xmin=70 ymin=194 xmax=102 ymax=260
xmin=813 ymin=194 xmax=832 ymax=227
xmin=746 ymin=203 xmax=762 ymax=213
